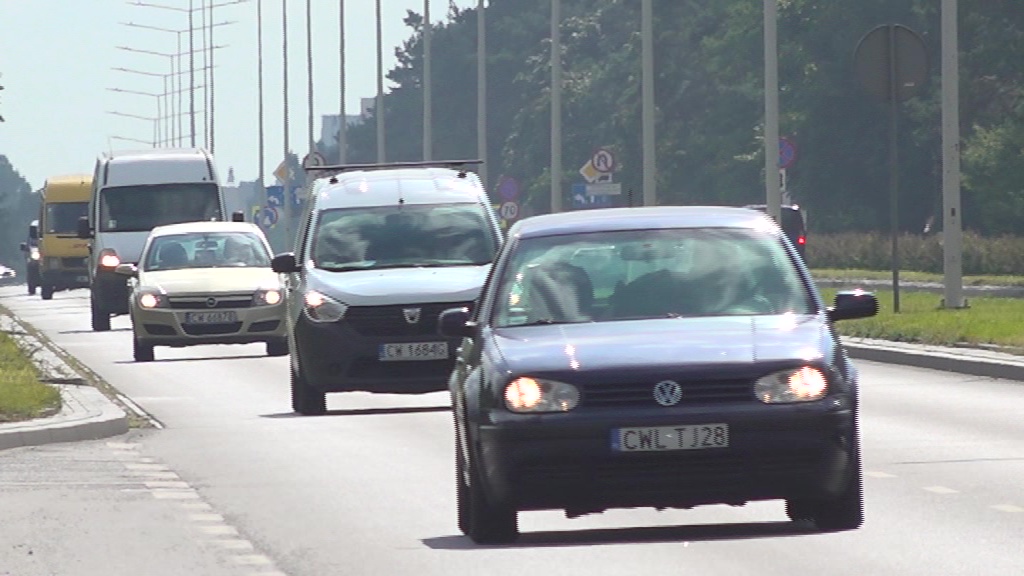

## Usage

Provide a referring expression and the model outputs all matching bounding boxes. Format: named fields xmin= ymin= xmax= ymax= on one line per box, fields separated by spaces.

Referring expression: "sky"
xmin=0 ymin=0 xmax=478 ymax=191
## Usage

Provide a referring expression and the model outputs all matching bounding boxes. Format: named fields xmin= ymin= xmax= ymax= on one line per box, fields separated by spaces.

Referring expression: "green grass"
xmin=819 ymin=287 xmax=1024 ymax=353
xmin=0 ymin=330 xmax=61 ymax=423
xmin=813 ymin=268 xmax=1024 ymax=287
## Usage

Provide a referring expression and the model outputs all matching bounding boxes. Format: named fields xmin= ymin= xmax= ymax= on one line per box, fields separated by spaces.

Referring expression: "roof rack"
xmin=304 ymin=158 xmax=483 ymax=173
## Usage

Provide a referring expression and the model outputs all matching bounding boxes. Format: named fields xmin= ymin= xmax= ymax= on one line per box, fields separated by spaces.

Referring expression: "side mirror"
xmin=231 ymin=210 xmax=245 ymax=222
xmin=19 ymin=242 xmax=27 ymax=253
xmin=438 ymin=307 xmax=475 ymax=338
xmin=271 ymin=253 xmax=300 ymax=273
xmin=828 ymin=290 xmax=879 ymax=322
xmin=28 ymin=224 xmax=39 ymax=240
xmin=77 ymin=216 xmax=93 ymax=239
xmin=114 ymin=263 xmax=138 ymax=278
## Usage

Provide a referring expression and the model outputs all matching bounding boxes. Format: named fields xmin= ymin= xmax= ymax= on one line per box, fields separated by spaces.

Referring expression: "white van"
xmin=78 ymin=148 xmax=230 ymax=331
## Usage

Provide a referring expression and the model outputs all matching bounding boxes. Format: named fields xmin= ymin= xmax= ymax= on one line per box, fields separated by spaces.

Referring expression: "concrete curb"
xmin=845 ymin=337 xmax=1024 ymax=382
xmin=0 ymin=314 xmax=129 ymax=452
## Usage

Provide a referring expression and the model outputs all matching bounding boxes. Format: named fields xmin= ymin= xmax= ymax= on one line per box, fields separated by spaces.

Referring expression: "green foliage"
xmin=0 ymin=156 xmax=39 ymax=275
xmin=0 ymin=330 xmax=60 ymax=422
xmin=807 ymin=231 xmax=1024 ymax=275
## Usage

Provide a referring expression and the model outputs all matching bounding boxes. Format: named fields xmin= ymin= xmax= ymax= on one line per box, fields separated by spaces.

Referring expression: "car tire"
xmin=133 ymin=337 xmax=155 ymax=362
xmin=91 ymin=294 xmax=111 ymax=332
xmin=41 ymin=285 xmax=54 ymax=300
xmin=27 ymin=279 xmax=37 ymax=296
xmin=811 ymin=429 xmax=864 ymax=531
xmin=462 ymin=438 xmax=518 ymax=544
xmin=455 ymin=418 xmax=471 ymax=535
xmin=266 ymin=339 xmax=289 ymax=357
xmin=290 ymin=366 xmax=326 ymax=415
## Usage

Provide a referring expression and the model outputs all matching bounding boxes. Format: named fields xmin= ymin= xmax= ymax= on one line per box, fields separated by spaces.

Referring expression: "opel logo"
xmin=206 ymin=297 xmax=218 ymax=308
xmin=653 ymin=380 xmax=683 ymax=407
xmin=403 ymin=307 xmax=422 ymax=324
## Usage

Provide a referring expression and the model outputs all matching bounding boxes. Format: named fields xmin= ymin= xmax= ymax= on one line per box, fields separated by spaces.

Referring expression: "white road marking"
xmin=209 ymin=539 xmax=255 ymax=551
xmin=124 ymin=462 xmax=168 ymax=471
xmin=923 ymin=486 xmax=959 ymax=494
xmin=151 ymin=489 xmax=201 ymax=500
xmin=199 ymin=524 xmax=240 ymax=537
xmin=991 ymin=504 xmax=1024 ymax=513
xmin=189 ymin=513 xmax=225 ymax=523
xmin=231 ymin=555 xmax=274 ymax=566
xmin=865 ymin=471 xmax=897 ymax=478
xmin=180 ymin=501 xmax=214 ymax=511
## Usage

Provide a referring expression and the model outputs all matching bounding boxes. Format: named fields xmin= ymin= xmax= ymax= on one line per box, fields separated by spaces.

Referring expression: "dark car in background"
xmin=439 ymin=206 xmax=878 ymax=544
xmin=744 ymin=204 xmax=807 ymax=259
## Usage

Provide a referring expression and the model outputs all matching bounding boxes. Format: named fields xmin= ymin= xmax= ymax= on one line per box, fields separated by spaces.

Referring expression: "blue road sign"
xmin=497 ymin=176 xmax=521 ymax=202
xmin=266 ymin=185 xmax=284 ymax=207
xmin=779 ymin=137 xmax=797 ymax=169
xmin=570 ymin=183 xmax=613 ymax=210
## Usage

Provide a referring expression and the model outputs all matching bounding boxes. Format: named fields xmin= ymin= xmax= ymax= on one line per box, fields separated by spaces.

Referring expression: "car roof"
xmin=149 ymin=221 xmax=265 ymax=238
xmin=310 ymin=167 xmax=487 ymax=210
xmin=509 ymin=206 xmax=774 ymax=240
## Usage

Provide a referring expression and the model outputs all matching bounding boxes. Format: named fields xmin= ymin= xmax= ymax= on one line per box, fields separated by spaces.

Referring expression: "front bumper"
xmin=294 ymin=313 xmax=460 ymax=394
xmin=473 ymin=400 xmax=856 ymax=513
xmin=41 ymin=268 xmax=90 ymax=290
xmin=133 ymin=301 xmax=287 ymax=346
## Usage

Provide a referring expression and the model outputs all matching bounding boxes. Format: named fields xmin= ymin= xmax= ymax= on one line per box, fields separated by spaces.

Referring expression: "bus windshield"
xmin=99 ymin=183 xmax=221 ymax=233
xmin=45 ymin=202 xmax=88 ymax=235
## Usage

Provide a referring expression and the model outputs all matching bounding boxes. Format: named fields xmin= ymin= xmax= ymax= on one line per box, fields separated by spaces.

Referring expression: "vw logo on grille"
xmin=402 ymin=307 xmax=422 ymax=324
xmin=653 ymin=380 xmax=683 ymax=407
xmin=205 ymin=297 xmax=218 ymax=308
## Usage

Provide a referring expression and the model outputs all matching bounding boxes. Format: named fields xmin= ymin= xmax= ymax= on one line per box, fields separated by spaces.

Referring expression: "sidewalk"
xmin=0 ymin=312 xmax=1021 ymax=453
xmin=0 ymin=314 xmax=130 ymax=452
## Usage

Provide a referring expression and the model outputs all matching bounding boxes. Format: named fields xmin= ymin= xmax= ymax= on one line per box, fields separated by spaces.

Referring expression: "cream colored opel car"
xmin=116 ymin=221 xmax=287 ymax=362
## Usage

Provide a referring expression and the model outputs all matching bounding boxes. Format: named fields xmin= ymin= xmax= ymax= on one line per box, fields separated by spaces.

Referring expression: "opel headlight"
xmin=303 ymin=290 xmax=348 ymax=322
xmin=30 ymin=248 xmax=40 ymax=261
xmin=253 ymin=288 xmax=283 ymax=306
xmin=504 ymin=377 xmax=580 ymax=413
xmin=754 ymin=366 xmax=828 ymax=403
xmin=136 ymin=288 xmax=168 ymax=309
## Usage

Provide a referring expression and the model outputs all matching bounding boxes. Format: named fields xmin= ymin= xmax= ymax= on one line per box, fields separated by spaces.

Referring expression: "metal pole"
xmin=375 ymin=0 xmax=385 ymax=163
xmin=189 ymin=0 xmax=197 ymax=147
xmin=764 ymin=0 xmax=781 ymax=222
xmin=339 ymin=0 xmax=347 ymax=164
xmin=283 ymin=0 xmax=292 ymax=241
xmin=258 ymin=0 xmax=265 ymax=186
xmin=550 ymin=0 xmax=562 ymax=214
xmin=201 ymin=0 xmax=209 ymax=148
xmin=423 ymin=0 xmax=432 ymax=161
xmin=641 ymin=0 xmax=656 ymax=206
xmin=477 ymin=0 xmax=487 ymax=187
xmin=888 ymin=25 xmax=901 ymax=313
xmin=209 ymin=0 xmax=216 ymax=152
xmin=177 ymin=33 xmax=184 ymax=146
xmin=307 ymin=0 xmax=315 ymax=155
xmin=941 ymin=0 xmax=965 ymax=308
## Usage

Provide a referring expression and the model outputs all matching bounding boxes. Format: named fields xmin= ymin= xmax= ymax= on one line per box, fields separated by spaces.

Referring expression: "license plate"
xmin=183 ymin=311 xmax=238 ymax=324
xmin=76 ymin=276 xmax=88 ymax=283
xmin=379 ymin=341 xmax=449 ymax=361
xmin=611 ymin=423 xmax=729 ymax=452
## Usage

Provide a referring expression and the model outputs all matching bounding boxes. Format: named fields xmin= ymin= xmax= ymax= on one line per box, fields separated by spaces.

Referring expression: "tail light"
xmin=797 ymin=235 xmax=806 ymax=245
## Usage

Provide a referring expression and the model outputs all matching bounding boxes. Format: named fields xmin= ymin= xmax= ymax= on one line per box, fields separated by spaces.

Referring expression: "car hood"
xmin=490 ymin=315 xmax=835 ymax=374
xmin=141 ymin=268 xmax=281 ymax=294
xmin=307 ymin=265 xmax=489 ymax=306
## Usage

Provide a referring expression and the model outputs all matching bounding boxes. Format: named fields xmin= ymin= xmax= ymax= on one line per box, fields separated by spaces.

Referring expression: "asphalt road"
xmin=2 ymin=286 xmax=1023 ymax=575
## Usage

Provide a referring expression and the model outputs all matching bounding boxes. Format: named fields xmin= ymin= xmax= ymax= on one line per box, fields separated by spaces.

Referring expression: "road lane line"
xmin=865 ymin=471 xmax=897 ymax=478
xmin=991 ymin=504 xmax=1024 ymax=513
xmin=923 ymin=486 xmax=959 ymax=494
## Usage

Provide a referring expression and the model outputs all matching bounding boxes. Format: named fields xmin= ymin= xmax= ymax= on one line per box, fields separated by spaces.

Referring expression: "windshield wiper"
xmin=515 ymin=318 xmax=592 ymax=327
xmin=319 ymin=265 xmax=375 ymax=272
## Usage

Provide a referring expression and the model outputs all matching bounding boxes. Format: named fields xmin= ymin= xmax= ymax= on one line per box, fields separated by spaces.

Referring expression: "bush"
xmin=806 ymin=231 xmax=1024 ymax=275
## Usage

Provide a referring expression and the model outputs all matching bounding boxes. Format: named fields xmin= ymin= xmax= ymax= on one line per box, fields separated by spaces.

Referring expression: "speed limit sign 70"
xmin=499 ymin=201 xmax=519 ymax=220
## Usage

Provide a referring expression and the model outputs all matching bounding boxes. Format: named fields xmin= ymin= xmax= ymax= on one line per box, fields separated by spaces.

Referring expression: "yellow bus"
xmin=39 ymin=174 xmax=92 ymax=300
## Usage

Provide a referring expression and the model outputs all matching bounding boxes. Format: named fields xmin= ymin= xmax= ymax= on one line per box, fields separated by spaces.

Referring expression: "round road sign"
xmin=499 ymin=201 xmax=519 ymax=221
xmin=592 ymin=148 xmax=616 ymax=173
xmin=302 ymin=151 xmax=326 ymax=170
xmin=779 ymin=137 xmax=797 ymax=169
xmin=496 ymin=176 xmax=521 ymax=202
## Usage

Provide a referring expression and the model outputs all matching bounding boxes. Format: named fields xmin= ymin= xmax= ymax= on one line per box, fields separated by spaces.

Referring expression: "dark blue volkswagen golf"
xmin=439 ymin=206 xmax=879 ymax=544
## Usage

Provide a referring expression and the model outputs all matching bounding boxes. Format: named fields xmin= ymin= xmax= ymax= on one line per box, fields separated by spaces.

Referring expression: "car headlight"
xmin=754 ymin=366 xmax=828 ymax=403
xmin=252 ymin=288 xmax=283 ymax=306
xmin=302 ymin=290 xmax=348 ymax=322
xmin=136 ymin=289 xmax=169 ymax=309
xmin=504 ymin=377 xmax=580 ymax=413
xmin=30 ymin=248 xmax=40 ymax=261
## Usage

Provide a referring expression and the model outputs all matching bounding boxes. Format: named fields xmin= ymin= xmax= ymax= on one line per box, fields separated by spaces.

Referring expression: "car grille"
xmin=61 ymin=257 xmax=87 ymax=268
xmin=344 ymin=301 xmax=472 ymax=337
xmin=347 ymin=358 xmax=454 ymax=379
xmin=182 ymin=322 xmax=243 ymax=336
xmin=168 ymin=294 xmax=254 ymax=310
xmin=583 ymin=378 xmax=754 ymax=407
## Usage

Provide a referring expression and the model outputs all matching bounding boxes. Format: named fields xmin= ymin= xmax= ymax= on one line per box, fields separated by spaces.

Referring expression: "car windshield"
xmin=45 ymin=202 xmax=88 ymax=235
xmin=492 ymin=227 xmax=814 ymax=327
xmin=311 ymin=203 xmax=497 ymax=271
xmin=143 ymin=231 xmax=271 ymax=271
xmin=99 ymin=183 xmax=222 ymax=233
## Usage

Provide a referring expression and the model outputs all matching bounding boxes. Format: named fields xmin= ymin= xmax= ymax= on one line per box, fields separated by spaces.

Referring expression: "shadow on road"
xmin=260 ymin=405 xmax=451 ymax=418
xmin=61 ymin=328 xmax=132 ymax=335
xmin=423 ymin=520 xmax=818 ymax=550
xmin=113 ymin=353 xmax=268 ymax=364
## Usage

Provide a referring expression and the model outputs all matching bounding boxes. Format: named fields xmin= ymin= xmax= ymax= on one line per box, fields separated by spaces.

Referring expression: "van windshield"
xmin=99 ymin=183 xmax=221 ymax=233
xmin=311 ymin=203 xmax=497 ymax=271
xmin=45 ymin=202 xmax=88 ymax=235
